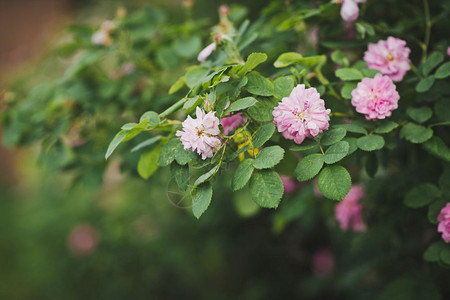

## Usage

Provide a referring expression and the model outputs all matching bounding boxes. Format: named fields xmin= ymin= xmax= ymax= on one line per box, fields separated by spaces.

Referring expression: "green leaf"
xmin=440 ymin=167 xmax=450 ymax=197
xmin=423 ymin=136 xmax=450 ymax=163
xmin=374 ymin=121 xmax=399 ymax=134
xmin=295 ymin=153 xmax=324 ymax=181
xmin=400 ymin=123 xmax=433 ymax=144
xmin=232 ymin=159 xmax=254 ymax=191
xmin=416 ymin=76 xmax=435 ymax=93
xmin=335 ymin=68 xmax=363 ymax=81
xmin=422 ymin=52 xmax=444 ymax=76
xmin=246 ymin=72 xmax=274 ymax=96
xmin=183 ymin=96 xmax=202 ymax=113
xmin=224 ymin=97 xmax=257 ymax=114
xmin=341 ymin=82 xmax=357 ymax=99
xmin=247 ymin=98 xmax=278 ymax=122
xmin=174 ymin=143 xmax=196 ymax=165
xmin=185 ymin=66 xmax=209 ymax=89
xmin=191 ymin=182 xmax=213 ymax=218
xmin=357 ymin=135 xmax=385 ymax=151
xmin=404 ymin=183 xmax=441 ymax=208
xmin=238 ymin=52 xmax=267 ymax=75
xmin=105 ymin=130 xmax=129 ymax=159
xmin=334 ymin=123 xmax=367 ymax=135
xmin=137 ymin=145 xmax=161 ymax=179
xmin=428 ymin=199 xmax=447 ymax=224
xmin=317 ymin=165 xmax=352 ymax=201
xmin=435 ymin=61 xmax=450 ymax=79
xmin=274 ymin=76 xmax=295 ymax=99
xmin=131 ymin=136 xmax=162 ymax=152
xmin=331 ymin=50 xmax=350 ymax=67
xmin=249 ymin=170 xmax=283 ymax=208
xmin=194 ymin=164 xmax=219 ymax=186
xmin=253 ymin=146 xmax=285 ymax=169
xmin=290 ymin=141 xmax=319 ymax=152
xmin=273 ymin=52 xmax=303 ymax=68
xmin=434 ymin=100 xmax=450 ymax=122
xmin=324 ymin=141 xmax=349 ymax=164
xmin=320 ymin=128 xmax=347 ymax=146
xmin=169 ymin=76 xmax=185 ymax=94
xmin=158 ymin=139 xmax=180 ymax=166
xmin=424 ymin=241 xmax=447 ymax=263
xmin=140 ymin=111 xmax=160 ymax=126
xmin=252 ymin=123 xmax=275 ymax=148
xmin=343 ymin=137 xmax=358 ymax=155
xmin=171 ymin=163 xmax=190 ymax=191
xmin=295 ymin=55 xmax=327 ymax=68
xmin=407 ymin=107 xmax=433 ymax=123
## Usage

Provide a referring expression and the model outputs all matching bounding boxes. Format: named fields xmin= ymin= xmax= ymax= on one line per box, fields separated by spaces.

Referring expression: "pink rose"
xmin=197 ymin=43 xmax=216 ymax=62
xmin=221 ymin=113 xmax=245 ymax=135
xmin=312 ymin=249 xmax=334 ymax=278
xmin=335 ymin=185 xmax=366 ymax=232
xmin=340 ymin=0 xmax=366 ymax=22
xmin=438 ymin=203 xmax=450 ymax=243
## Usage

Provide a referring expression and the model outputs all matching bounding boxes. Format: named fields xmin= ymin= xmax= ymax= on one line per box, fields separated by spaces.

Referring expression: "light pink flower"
xmin=92 ymin=20 xmax=115 ymax=46
xmin=351 ymin=73 xmax=400 ymax=120
xmin=312 ymin=249 xmax=334 ymax=278
xmin=221 ymin=113 xmax=245 ymax=135
xmin=447 ymin=47 xmax=450 ymax=57
xmin=281 ymin=175 xmax=296 ymax=194
xmin=67 ymin=224 xmax=99 ymax=256
xmin=273 ymin=84 xmax=331 ymax=144
xmin=176 ymin=107 xmax=222 ymax=159
xmin=335 ymin=185 xmax=366 ymax=232
xmin=197 ymin=43 xmax=217 ymax=62
xmin=364 ymin=36 xmax=411 ymax=82
xmin=340 ymin=0 xmax=366 ymax=22
xmin=438 ymin=203 xmax=450 ymax=243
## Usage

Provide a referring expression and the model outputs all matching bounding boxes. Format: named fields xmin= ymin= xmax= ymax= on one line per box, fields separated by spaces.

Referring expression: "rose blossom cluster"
xmin=335 ymin=185 xmax=366 ymax=232
xmin=177 ymin=107 xmax=222 ymax=159
xmin=272 ymin=84 xmax=331 ymax=144
xmin=364 ymin=36 xmax=411 ymax=82
xmin=438 ymin=203 xmax=450 ymax=243
xmin=351 ymin=73 xmax=400 ymax=120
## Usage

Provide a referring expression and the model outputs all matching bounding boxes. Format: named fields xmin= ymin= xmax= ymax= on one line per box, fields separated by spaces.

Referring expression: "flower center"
xmin=336 ymin=0 xmax=342 ymax=4
xmin=197 ymin=128 xmax=204 ymax=136
xmin=387 ymin=54 xmax=394 ymax=61
xmin=297 ymin=112 xmax=304 ymax=118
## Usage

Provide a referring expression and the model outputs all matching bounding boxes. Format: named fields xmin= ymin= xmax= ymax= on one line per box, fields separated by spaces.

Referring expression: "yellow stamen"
xmin=387 ymin=54 xmax=394 ymax=61
xmin=297 ymin=112 xmax=304 ymax=118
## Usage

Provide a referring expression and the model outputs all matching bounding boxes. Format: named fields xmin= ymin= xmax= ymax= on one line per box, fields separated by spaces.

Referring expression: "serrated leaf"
xmin=404 ymin=183 xmax=441 ymax=208
xmin=320 ymin=128 xmax=347 ymax=146
xmin=341 ymin=82 xmax=357 ymax=99
xmin=274 ymin=76 xmax=295 ymax=99
xmin=140 ymin=111 xmax=160 ymax=126
xmin=335 ymin=68 xmax=363 ymax=81
xmin=246 ymin=72 xmax=274 ymax=96
xmin=428 ymin=199 xmax=447 ymax=224
xmin=175 ymin=143 xmax=196 ymax=165
xmin=317 ymin=165 xmax=352 ymax=201
xmin=423 ymin=136 xmax=450 ymax=163
xmin=131 ymin=136 xmax=162 ymax=152
xmin=343 ymin=137 xmax=358 ymax=155
xmin=416 ymin=76 xmax=435 ymax=93
xmin=331 ymin=50 xmax=349 ymax=67
xmin=407 ymin=107 xmax=433 ymax=123
xmin=105 ymin=130 xmax=129 ymax=159
xmin=422 ymin=52 xmax=444 ymax=76
xmin=424 ymin=241 xmax=447 ymax=263
xmin=252 ymin=123 xmax=275 ymax=148
xmin=194 ymin=164 xmax=219 ymax=186
xmin=238 ymin=52 xmax=267 ymax=75
xmin=273 ymin=52 xmax=303 ymax=68
xmin=400 ymin=123 xmax=433 ymax=144
xmin=249 ymin=170 xmax=283 ymax=208
xmin=247 ymin=98 xmax=278 ymax=122
xmin=374 ymin=121 xmax=399 ymax=134
xmin=357 ymin=135 xmax=385 ymax=151
xmin=253 ymin=146 xmax=285 ymax=169
xmin=290 ymin=141 xmax=319 ymax=152
xmin=435 ymin=61 xmax=450 ymax=79
xmin=324 ymin=141 xmax=349 ymax=164
xmin=232 ymin=159 xmax=254 ymax=191
xmin=191 ymin=182 xmax=212 ymax=218
xmin=170 ymin=163 xmax=189 ymax=191
xmin=158 ymin=139 xmax=180 ymax=166
xmin=335 ymin=123 xmax=367 ymax=135
xmin=224 ymin=97 xmax=257 ymax=113
xmin=185 ymin=66 xmax=209 ymax=89
xmin=137 ymin=145 xmax=161 ymax=179
xmin=295 ymin=153 xmax=324 ymax=181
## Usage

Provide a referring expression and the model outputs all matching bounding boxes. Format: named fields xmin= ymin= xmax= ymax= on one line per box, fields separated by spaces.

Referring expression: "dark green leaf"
xmin=249 ymin=170 xmax=283 ymax=208
xmin=253 ymin=146 xmax=285 ymax=169
xmin=357 ymin=135 xmax=385 ymax=151
xmin=335 ymin=68 xmax=363 ymax=81
xmin=247 ymin=98 xmax=278 ymax=122
xmin=252 ymin=123 xmax=275 ymax=148
xmin=320 ymin=128 xmax=347 ymax=146
xmin=404 ymin=183 xmax=441 ymax=208
xmin=274 ymin=76 xmax=295 ymax=99
xmin=140 ymin=111 xmax=160 ymax=126
xmin=407 ymin=107 xmax=433 ymax=124
xmin=324 ymin=141 xmax=349 ymax=164
xmin=158 ymin=139 xmax=180 ymax=166
xmin=238 ymin=52 xmax=268 ymax=75
xmin=170 ymin=163 xmax=189 ymax=191
xmin=232 ymin=159 xmax=254 ymax=191
xmin=194 ymin=164 xmax=219 ymax=186
xmin=331 ymin=50 xmax=350 ymax=67
xmin=224 ymin=97 xmax=257 ymax=113
xmin=191 ymin=182 xmax=213 ymax=218
xmin=137 ymin=145 xmax=161 ymax=179
xmin=185 ymin=66 xmax=209 ymax=89
xmin=374 ymin=121 xmax=399 ymax=134
xmin=295 ymin=153 xmax=324 ymax=181
xmin=317 ymin=165 xmax=352 ymax=201
xmin=423 ymin=136 xmax=450 ymax=163
xmin=416 ymin=76 xmax=435 ymax=93
xmin=341 ymin=82 xmax=357 ymax=99
xmin=435 ymin=61 xmax=450 ymax=79
xmin=400 ymin=123 xmax=433 ymax=144
xmin=422 ymin=52 xmax=444 ymax=76
xmin=335 ymin=123 xmax=367 ymax=135
xmin=246 ymin=72 xmax=274 ymax=96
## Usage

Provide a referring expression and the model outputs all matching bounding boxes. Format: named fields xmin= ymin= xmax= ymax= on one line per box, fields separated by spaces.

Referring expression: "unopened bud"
xmin=219 ymin=5 xmax=229 ymax=16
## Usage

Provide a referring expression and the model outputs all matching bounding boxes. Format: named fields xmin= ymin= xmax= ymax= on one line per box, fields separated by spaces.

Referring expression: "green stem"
xmin=422 ymin=0 xmax=431 ymax=63
xmin=330 ymin=112 xmax=354 ymax=118
xmin=159 ymin=98 xmax=188 ymax=118
xmin=429 ymin=121 xmax=450 ymax=128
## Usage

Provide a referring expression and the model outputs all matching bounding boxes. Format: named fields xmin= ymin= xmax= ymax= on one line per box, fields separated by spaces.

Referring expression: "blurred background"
xmin=1 ymin=0 xmax=449 ymax=299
